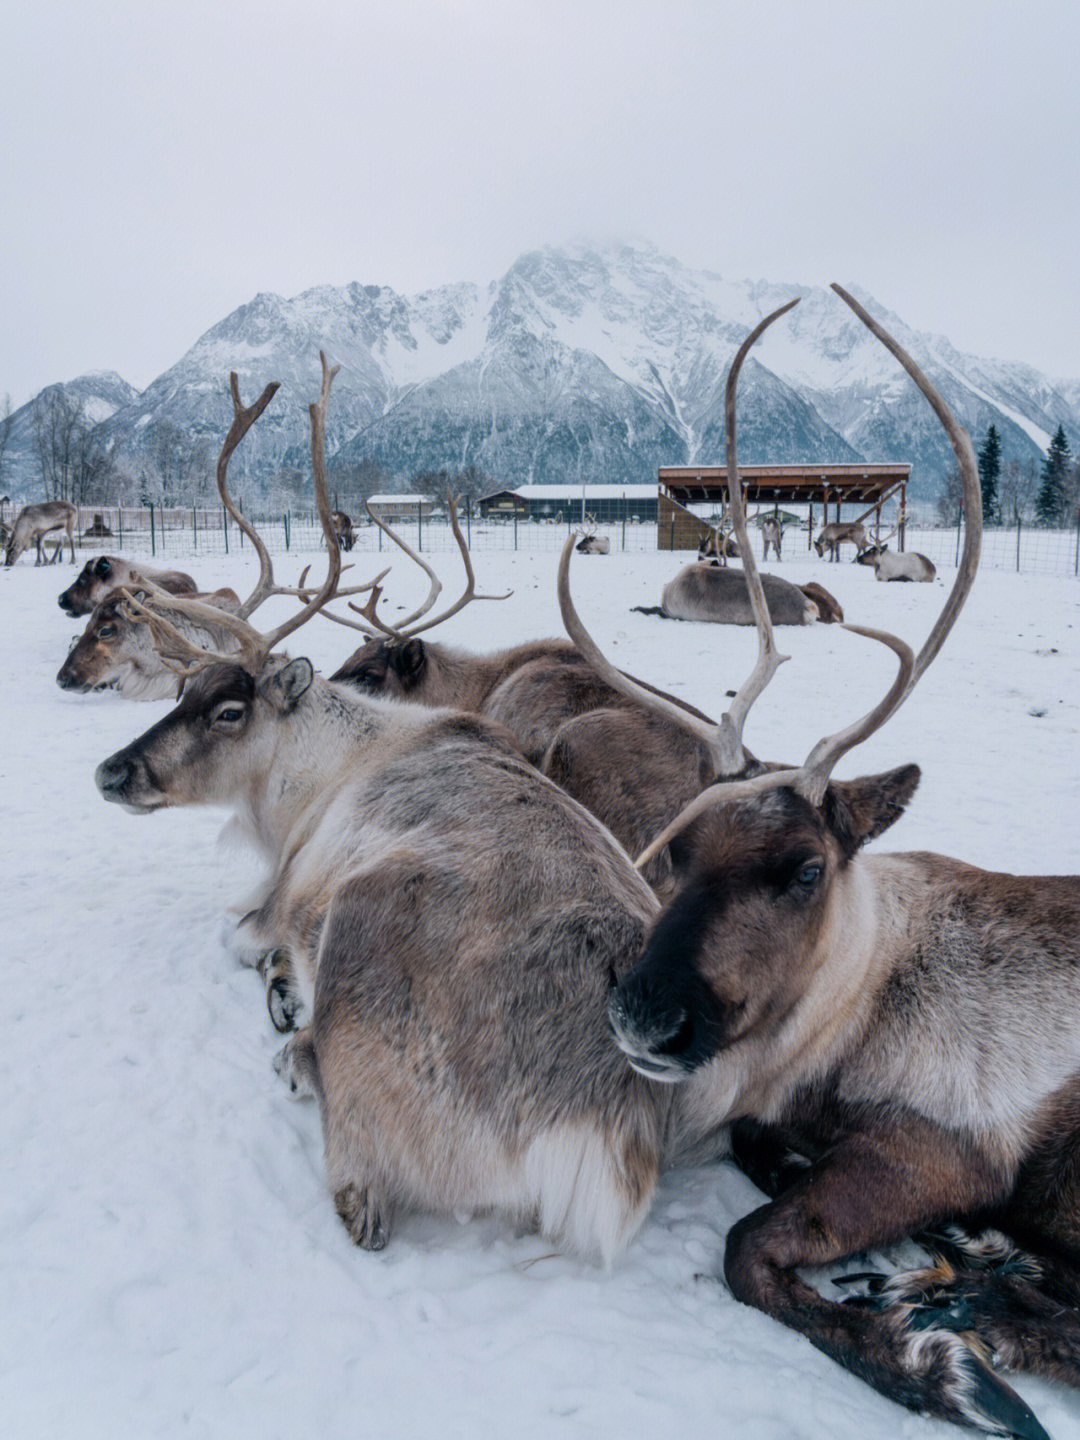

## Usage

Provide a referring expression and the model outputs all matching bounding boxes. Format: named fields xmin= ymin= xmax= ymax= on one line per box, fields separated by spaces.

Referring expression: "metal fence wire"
xmin=5 ymin=502 xmax=1079 ymax=578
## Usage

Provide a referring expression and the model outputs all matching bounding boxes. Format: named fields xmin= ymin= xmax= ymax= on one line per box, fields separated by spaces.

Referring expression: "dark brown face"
xmin=59 ymin=556 xmax=115 ymax=615
xmin=330 ymin=637 xmax=426 ymax=696
xmin=855 ymin=545 xmax=884 ymax=565
xmin=57 ymin=596 xmax=129 ymax=691
xmin=609 ymin=766 xmax=920 ymax=1081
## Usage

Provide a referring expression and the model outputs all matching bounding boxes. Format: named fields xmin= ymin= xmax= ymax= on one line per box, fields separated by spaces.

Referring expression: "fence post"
xmin=621 ymin=491 xmax=626 ymax=552
xmin=466 ymin=500 xmax=472 ymax=549
xmin=117 ymin=508 xmax=123 ymax=548
xmin=283 ymin=513 xmax=290 ymax=550
xmin=1075 ymin=511 xmax=1079 ymax=576
xmin=239 ymin=499 xmax=244 ymax=548
xmin=954 ymin=505 xmax=962 ymax=567
xmin=193 ymin=504 xmax=198 ymax=552
xmin=1016 ymin=514 xmax=1021 ymax=572
xmin=149 ymin=503 xmax=156 ymax=557
xmin=223 ymin=504 xmax=229 ymax=553
xmin=418 ymin=505 xmax=423 ymax=552
xmin=513 ymin=513 xmax=518 ymax=551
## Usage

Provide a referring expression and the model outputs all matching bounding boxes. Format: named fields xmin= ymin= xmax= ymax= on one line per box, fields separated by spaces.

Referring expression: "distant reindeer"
xmin=594 ymin=289 xmax=1080 ymax=1439
xmin=4 ymin=500 xmax=76 ymax=566
xmin=760 ymin=514 xmax=782 ymax=560
xmin=856 ymin=543 xmax=936 ymax=581
xmin=633 ymin=564 xmax=841 ymax=625
xmin=697 ymin=525 xmax=740 ymax=565
xmin=83 ymin=513 xmax=112 ymax=539
xmin=59 ymin=556 xmax=199 ymax=616
xmin=813 ymin=519 xmax=867 ymax=561
xmin=575 ymin=515 xmax=610 ymax=555
xmin=330 ymin=510 xmax=355 ymax=552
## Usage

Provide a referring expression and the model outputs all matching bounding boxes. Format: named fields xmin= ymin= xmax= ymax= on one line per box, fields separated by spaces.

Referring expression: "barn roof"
xmin=659 ymin=464 xmax=909 ymax=506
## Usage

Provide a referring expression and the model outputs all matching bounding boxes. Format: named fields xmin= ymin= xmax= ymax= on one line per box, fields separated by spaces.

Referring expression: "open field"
xmin=3 ymin=544 xmax=1080 ymax=1440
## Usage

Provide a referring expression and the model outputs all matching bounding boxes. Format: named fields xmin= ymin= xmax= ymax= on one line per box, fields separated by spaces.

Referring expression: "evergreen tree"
xmin=977 ymin=424 xmax=1001 ymax=524
xmin=1036 ymin=425 xmax=1072 ymax=525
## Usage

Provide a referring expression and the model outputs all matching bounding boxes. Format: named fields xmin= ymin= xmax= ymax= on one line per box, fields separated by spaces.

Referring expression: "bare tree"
xmin=33 ymin=387 xmax=83 ymax=502
xmin=934 ymin=463 xmax=965 ymax=525
xmin=0 ymin=394 xmax=11 ymax=497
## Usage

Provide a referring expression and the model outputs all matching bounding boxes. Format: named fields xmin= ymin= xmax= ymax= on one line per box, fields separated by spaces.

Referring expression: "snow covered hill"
xmin=6 ymin=242 xmax=1078 ymax=501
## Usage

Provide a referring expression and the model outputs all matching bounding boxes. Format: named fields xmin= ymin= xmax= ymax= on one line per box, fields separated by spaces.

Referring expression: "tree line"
xmin=938 ymin=423 xmax=1079 ymax=527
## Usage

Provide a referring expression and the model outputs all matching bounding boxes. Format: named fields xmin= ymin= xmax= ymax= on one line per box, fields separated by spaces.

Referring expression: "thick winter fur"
xmin=813 ymin=521 xmax=868 ymax=561
xmin=59 ymin=556 xmax=199 ymax=615
xmin=57 ymin=588 xmax=243 ymax=699
xmin=4 ymin=500 xmax=76 ymax=566
xmin=641 ymin=563 xmax=822 ymax=625
xmin=611 ymin=770 xmax=1080 ymax=1430
xmin=95 ymin=661 xmax=699 ymax=1261
xmin=331 ymin=634 xmax=724 ymax=894
xmin=855 ymin=546 xmax=936 ymax=582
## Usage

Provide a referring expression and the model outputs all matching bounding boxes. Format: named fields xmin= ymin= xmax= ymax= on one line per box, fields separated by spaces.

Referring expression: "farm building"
xmin=478 ymin=484 xmax=661 ymax=524
xmin=657 ymin=464 xmax=912 ymax=551
xmin=366 ymin=493 xmax=437 ymax=520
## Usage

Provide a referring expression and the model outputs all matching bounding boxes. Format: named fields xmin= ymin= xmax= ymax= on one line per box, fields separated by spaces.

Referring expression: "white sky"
xmin=4 ymin=0 xmax=1078 ymax=407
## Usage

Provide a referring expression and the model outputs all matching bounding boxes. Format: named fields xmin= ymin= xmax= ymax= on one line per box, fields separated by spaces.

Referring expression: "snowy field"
xmin=4 ymin=543 xmax=1080 ymax=1440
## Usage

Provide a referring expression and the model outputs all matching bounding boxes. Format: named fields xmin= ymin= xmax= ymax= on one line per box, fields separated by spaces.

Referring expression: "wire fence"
xmin=6 ymin=502 xmax=1080 ymax=578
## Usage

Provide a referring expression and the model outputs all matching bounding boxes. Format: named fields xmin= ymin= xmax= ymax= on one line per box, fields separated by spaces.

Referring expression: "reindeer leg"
xmin=723 ymin=1120 xmax=1050 ymax=1439
xmin=264 ymin=949 xmax=304 ymax=1033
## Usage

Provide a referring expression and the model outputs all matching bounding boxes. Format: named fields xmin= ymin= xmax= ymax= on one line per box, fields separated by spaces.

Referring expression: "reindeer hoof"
xmin=334 ymin=1183 xmax=390 ymax=1251
xmin=267 ymin=975 xmax=302 ymax=1033
xmin=272 ymin=1032 xmax=315 ymax=1099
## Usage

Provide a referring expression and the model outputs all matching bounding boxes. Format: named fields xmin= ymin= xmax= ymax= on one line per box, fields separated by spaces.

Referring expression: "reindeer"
xmin=633 ymin=564 xmax=841 ymax=625
xmin=575 ymin=515 xmax=610 ymax=555
xmin=93 ymin=356 xmax=684 ymax=1261
xmin=760 ymin=514 xmax=782 ymax=560
xmin=330 ymin=510 xmax=355 ymax=552
xmin=856 ymin=543 xmax=937 ymax=581
xmin=59 ymin=556 xmax=200 ymax=616
xmin=57 ymin=586 xmax=247 ymax=699
xmin=4 ymin=500 xmax=77 ymax=566
xmin=813 ymin=519 xmax=867 ymax=561
xmin=586 ymin=290 xmax=1080 ymax=1438
xmin=697 ymin=525 xmax=740 ymax=565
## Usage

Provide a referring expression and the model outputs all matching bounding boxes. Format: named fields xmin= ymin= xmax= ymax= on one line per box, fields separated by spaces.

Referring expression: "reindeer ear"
xmin=824 ymin=764 xmax=920 ymax=858
xmin=261 ymin=657 xmax=314 ymax=713
xmin=390 ymin=638 xmax=426 ymax=686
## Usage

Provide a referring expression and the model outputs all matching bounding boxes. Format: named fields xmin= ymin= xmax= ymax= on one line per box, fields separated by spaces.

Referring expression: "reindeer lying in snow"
xmin=59 ymin=555 xmax=199 ymax=616
xmin=856 ymin=543 xmax=937 ymax=581
xmin=634 ymin=563 xmax=842 ymax=625
xmin=596 ymin=290 xmax=1080 ymax=1439
xmin=94 ymin=356 xmax=678 ymax=1260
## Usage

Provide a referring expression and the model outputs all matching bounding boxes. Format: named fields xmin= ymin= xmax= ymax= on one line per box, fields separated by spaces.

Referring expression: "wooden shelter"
xmin=657 ymin=464 xmax=911 ymax=552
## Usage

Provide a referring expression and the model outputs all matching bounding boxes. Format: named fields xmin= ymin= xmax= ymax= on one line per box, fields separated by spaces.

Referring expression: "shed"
xmin=657 ymin=464 xmax=911 ymax=551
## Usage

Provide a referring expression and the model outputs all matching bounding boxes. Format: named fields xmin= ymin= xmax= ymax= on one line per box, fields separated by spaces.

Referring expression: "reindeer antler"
xmin=122 ymin=352 xmax=382 ymax=678
xmin=314 ymin=490 xmax=511 ymax=641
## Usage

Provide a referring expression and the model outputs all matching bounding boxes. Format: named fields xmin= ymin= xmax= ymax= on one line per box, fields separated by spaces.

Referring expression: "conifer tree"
xmin=1036 ymin=425 xmax=1072 ymax=525
xmin=977 ymin=424 xmax=1001 ymax=524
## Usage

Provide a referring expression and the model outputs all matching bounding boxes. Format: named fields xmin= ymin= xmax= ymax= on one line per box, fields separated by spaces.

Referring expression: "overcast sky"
xmin=4 ymin=0 xmax=1077 ymax=407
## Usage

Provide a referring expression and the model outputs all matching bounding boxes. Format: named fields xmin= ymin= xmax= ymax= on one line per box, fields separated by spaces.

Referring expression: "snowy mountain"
xmin=3 ymin=372 xmax=140 ymax=499
xmin=7 ymin=244 xmax=1078 ymax=502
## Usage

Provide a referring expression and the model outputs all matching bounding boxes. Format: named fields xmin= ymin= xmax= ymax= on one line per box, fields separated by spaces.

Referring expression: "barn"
xmin=657 ymin=464 xmax=912 ymax=551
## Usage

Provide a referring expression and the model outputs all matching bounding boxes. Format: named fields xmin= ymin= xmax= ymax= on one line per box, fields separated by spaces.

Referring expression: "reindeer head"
xmin=557 ymin=288 xmax=980 ymax=1090
xmin=95 ymin=656 xmax=315 ymax=812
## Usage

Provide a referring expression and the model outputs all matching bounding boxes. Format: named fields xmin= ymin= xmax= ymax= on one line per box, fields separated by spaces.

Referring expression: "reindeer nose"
xmin=58 ymin=595 xmax=73 ymax=613
xmin=95 ymin=755 xmax=132 ymax=796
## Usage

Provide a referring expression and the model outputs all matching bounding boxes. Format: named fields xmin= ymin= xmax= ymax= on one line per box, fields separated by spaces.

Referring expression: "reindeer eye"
xmin=97 ymin=623 xmax=117 ymax=639
xmin=792 ymin=862 xmax=823 ymax=890
xmin=211 ymin=704 xmax=247 ymax=727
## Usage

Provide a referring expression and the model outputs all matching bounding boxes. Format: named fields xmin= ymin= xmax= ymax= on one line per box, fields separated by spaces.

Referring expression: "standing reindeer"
xmin=330 ymin=510 xmax=355 ymax=551
xmin=813 ymin=519 xmax=867 ymax=560
xmin=4 ymin=500 xmax=76 ymax=566
xmin=571 ymin=290 xmax=1080 ymax=1439
xmin=760 ymin=513 xmax=782 ymax=560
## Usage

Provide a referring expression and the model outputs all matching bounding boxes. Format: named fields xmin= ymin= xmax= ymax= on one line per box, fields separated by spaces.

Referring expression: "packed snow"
xmin=4 ymin=541 xmax=1080 ymax=1440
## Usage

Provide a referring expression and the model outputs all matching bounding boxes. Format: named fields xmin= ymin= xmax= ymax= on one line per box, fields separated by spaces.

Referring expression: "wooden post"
xmin=874 ymin=503 xmax=881 ymax=546
xmin=148 ymin=503 xmax=156 ymax=557
xmin=808 ymin=497 xmax=814 ymax=549
xmin=898 ymin=485 xmax=907 ymax=552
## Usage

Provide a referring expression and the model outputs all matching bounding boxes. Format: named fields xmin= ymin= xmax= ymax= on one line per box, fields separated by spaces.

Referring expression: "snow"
xmin=4 ymin=544 xmax=1080 ymax=1440
xmin=932 ymin=353 xmax=1054 ymax=452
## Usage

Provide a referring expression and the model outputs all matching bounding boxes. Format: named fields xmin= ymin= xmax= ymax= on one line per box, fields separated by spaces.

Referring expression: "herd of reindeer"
xmin=6 ymin=287 xmax=1080 ymax=1440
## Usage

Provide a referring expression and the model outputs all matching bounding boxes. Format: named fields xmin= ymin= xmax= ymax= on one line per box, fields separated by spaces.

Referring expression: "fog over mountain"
xmin=5 ymin=243 xmax=1077 ymax=503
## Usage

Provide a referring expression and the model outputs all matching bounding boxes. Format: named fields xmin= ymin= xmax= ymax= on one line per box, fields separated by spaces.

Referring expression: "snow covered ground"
xmin=4 ymin=544 xmax=1080 ymax=1440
